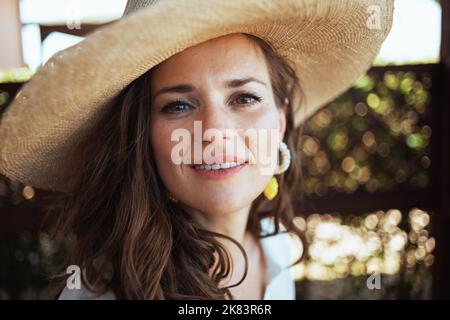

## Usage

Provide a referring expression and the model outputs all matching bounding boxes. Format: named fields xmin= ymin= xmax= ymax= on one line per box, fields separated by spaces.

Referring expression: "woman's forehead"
xmin=150 ymin=33 xmax=270 ymax=90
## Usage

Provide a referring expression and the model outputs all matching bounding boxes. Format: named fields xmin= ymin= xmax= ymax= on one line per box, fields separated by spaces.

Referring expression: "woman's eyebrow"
xmin=224 ymin=77 xmax=267 ymax=88
xmin=153 ymin=77 xmax=267 ymax=98
xmin=153 ymin=84 xmax=194 ymax=98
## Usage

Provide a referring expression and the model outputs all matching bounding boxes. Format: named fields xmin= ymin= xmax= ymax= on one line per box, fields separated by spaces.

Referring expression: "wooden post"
xmin=0 ymin=0 xmax=24 ymax=68
xmin=431 ymin=0 xmax=450 ymax=299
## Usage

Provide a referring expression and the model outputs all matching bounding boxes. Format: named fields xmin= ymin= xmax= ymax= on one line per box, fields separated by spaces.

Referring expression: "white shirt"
xmin=259 ymin=217 xmax=296 ymax=300
xmin=58 ymin=217 xmax=296 ymax=300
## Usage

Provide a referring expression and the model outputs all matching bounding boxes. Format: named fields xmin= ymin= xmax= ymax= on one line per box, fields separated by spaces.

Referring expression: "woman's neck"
xmin=182 ymin=203 xmax=264 ymax=297
xmin=185 ymin=204 xmax=252 ymax=243
xmin=182 ymin=203 xmax=258 ymax=271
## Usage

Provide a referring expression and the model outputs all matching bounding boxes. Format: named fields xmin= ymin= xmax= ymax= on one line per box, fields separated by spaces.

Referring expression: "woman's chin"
xmin=184 ymin=194 xmax=254 ymax=216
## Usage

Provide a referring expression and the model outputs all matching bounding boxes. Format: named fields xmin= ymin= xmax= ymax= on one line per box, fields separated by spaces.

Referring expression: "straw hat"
xmin=0 ymin=0 xmax=394 ymax=192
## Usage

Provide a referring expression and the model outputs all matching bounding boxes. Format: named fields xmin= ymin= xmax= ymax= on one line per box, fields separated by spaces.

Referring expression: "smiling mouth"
xmin=190 ymin=161 xmax=248 ymax=171
xmin=189 ymin=161 xmax=248 ymax=180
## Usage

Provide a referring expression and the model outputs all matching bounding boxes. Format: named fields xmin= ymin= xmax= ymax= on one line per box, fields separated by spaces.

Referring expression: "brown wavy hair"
xmin=50 ymin=33 xmax=306 ymax=300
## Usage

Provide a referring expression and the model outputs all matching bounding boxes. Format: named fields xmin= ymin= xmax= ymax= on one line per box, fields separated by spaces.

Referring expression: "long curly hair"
xmin=50 ymin=33 xmax=306 ymax=299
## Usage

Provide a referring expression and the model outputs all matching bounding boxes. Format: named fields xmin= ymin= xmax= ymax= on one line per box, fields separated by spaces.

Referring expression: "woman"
xmin=0 ymin=0 xmax=393 ymax=299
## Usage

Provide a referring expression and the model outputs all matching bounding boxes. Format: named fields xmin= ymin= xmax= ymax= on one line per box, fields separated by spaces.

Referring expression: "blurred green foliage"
xmin=299 ymin=70 xmax=432 ymax=197
xmin=0 ymin=68 xmax=32 ymax=84
xmin=0 ymin=90 xmax=10 ymax=114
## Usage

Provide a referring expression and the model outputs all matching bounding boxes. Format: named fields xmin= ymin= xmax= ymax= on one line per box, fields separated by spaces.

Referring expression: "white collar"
xmin=259 ymin=217 xmax=288 ymax=280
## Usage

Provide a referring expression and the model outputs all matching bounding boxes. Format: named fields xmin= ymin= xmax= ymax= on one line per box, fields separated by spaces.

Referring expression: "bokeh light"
xmin=290 ymin=208 xmax=434 ymax=283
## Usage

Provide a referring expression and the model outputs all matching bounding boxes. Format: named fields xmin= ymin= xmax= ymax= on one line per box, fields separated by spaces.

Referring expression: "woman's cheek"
xmin=244 ymin=108 xmax=282 ymax=172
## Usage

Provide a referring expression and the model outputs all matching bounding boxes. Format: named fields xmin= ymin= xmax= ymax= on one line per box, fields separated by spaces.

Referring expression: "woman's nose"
xmin=199 ymin=102 xmax=236 ymax=137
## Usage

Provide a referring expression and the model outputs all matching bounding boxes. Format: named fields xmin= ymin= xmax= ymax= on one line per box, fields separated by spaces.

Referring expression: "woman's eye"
xmin=233 ymin=93 xmax=263 ymax=106
xmin=161 ymin=101 xmax=193 ymax=114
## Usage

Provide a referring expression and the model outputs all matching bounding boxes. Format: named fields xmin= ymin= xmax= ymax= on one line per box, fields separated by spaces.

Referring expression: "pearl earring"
xmin=275 ymin=141 xmax=291 ymax=175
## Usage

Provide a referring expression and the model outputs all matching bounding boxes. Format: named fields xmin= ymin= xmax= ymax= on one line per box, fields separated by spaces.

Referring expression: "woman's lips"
xmin=190 ymin=163 xmax=246 ymax=180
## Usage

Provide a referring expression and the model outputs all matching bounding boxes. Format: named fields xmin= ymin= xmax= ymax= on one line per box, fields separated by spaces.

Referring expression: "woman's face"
xmin=150 ymin=33 xmax=286 ymax=216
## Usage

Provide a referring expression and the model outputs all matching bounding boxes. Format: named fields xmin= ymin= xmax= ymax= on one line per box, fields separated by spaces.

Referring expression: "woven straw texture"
xmin=0 ymin=0 xmax=394 ymax=192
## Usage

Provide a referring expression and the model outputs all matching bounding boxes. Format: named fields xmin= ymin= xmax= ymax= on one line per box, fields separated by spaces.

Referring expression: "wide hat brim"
xmin=0 ymin=0 xmax=394 ymax=192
